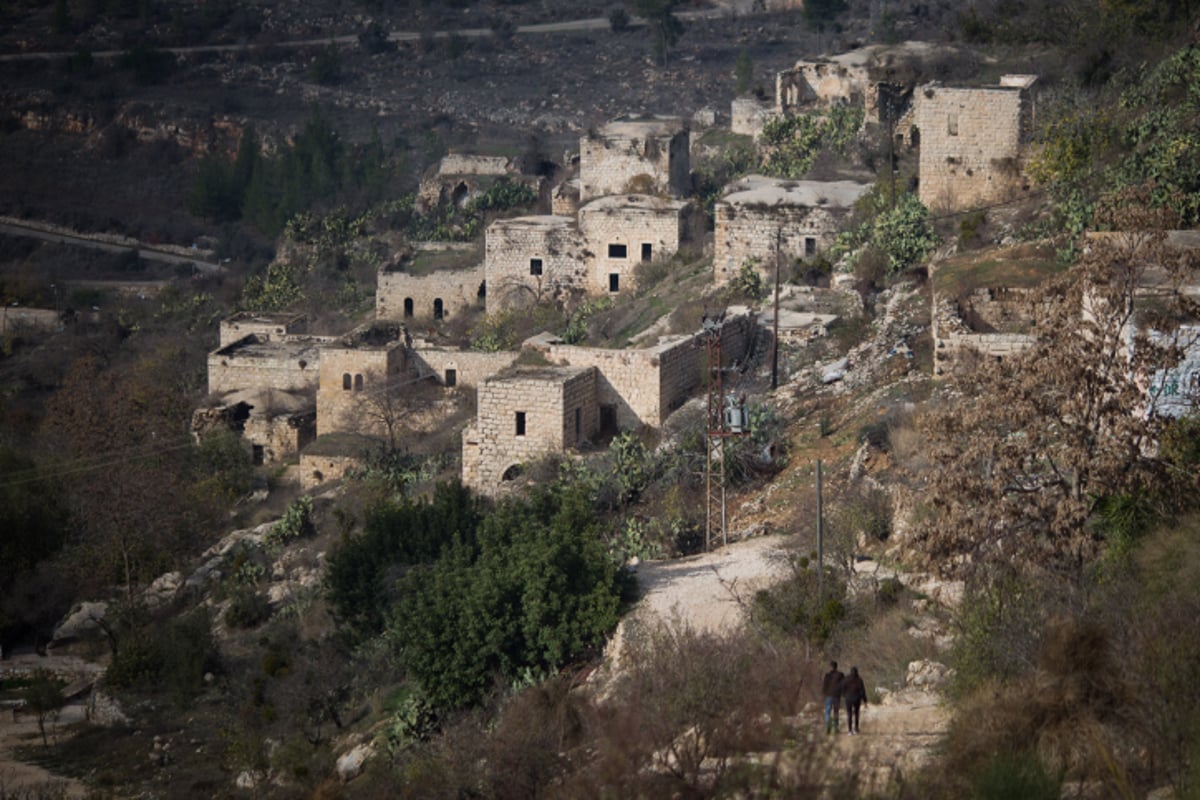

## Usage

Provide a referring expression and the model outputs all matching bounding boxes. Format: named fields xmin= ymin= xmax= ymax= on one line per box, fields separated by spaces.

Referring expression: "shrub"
xmin=267 ymin=495 xmax=315 ymax=545
xmin=106 ymin=609 xmax=219 ymax=701
xmin=608 ymin=7 xmax=630 ymax=31
xmin=872 ymin=193 xmax=937 ymax=274
xmin=225 ymin=588 xmax=272 ymax=629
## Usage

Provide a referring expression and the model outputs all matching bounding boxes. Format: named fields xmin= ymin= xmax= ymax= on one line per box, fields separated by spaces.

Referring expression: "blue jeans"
xmin=824 ymin=697 xmax=840 ymax=733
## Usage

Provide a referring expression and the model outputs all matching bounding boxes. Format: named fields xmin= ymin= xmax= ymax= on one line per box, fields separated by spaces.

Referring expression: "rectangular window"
xmin=609 ymin=273 xmax=620 ymax=293
xmin=252 ymin=445 xmax=264 ymax=466
xmin=529 ymin=258 xmax=543 ymax=276
xmin=641 ymin=243 xmax=652 ymax=262
xmin=515 ymin=411 xmax=526 ymax=436
xmin=574 ymin=407 xmax=581 ymax=441
xmin=608 ymin=243 xmax=627 ymax=259
xmin=445 ymin=369 xmax=457 ymax=387
xmin=947 ymin=113 xmax=958 ymax=136
xmin=805 ymin=237 xmax=816 ymax=257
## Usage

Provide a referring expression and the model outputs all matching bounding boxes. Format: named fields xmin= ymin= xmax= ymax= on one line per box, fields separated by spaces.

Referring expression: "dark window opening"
xmin=530 ymin=258 xmax=543 ymax=276
xmin=313 ymin=470 xmax=324 ymax=483
xmin=403 ymin=297 xmax=414 ymax=318
xmin=478 ymin=281 xmax=487 ymax=300
xmin=252 ymin=444 xmax=264 ymax=466
xmin=805 ymin=237 xmax=816 ymax=257
xmin=230 ymin=402 xmax=251 ymax=432
xmin=354 ymin=374 xmax=364 ymax=391
xmin=608 ymin=243 xmax=627 ymax=259
xmin=502 ymin=464 xmax=523 ymax=481
xmin=609 ymin=273 xmax=620 ymax=293
xmin=641 ymin=243 xmax=652 ymax=262
xmin=342 ymin=373 xmax=352 ymax=391
xmin=574 ymin=407 xmax=582 ymax=442
xmin=433 ymin=298 xmax=444 ymax=320
xmin=445 ymin=369 xmax=457 ymax=387
xmin=599 ymin=404 xmax=617 ymax=434
xmin=515 ymin=411 xmax=526 ymax=436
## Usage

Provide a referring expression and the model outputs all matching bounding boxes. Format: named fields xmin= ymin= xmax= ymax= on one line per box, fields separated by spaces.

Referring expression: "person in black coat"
xmin=843 ymin=666 xmax=867 ymax=734
xmin=822 ymin=661 xmax=845 ymax=734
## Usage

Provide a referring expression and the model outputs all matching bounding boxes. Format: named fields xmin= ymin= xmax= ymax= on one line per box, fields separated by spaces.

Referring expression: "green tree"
xmin=633 ymin=0 xmax=683 ymax=66
xmin=735 ymin=47 xmax=753 ymax=94
xmin=388 ymin=486 xmax=624 ymax=708
xmin=871 ymin=193 xmax=937 ymax=274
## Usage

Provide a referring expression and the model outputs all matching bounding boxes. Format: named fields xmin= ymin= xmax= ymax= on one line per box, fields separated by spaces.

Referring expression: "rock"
xmin=88 ymin=691 xmax=129 ymax=726
xmin=143 ymin=571 xmax=183 ymax=607
xmin=235 ymin=771 xmax=262 ymax=790
xmin=50 ymin=601 xmax=108 ymax=651
xmin=906 ymin=659 xmax=953 ymax=690
xmin=336 ymin=742 xmax=374 ymax=782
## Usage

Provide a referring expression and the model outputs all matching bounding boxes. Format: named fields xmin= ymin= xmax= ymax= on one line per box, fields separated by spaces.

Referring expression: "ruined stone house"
xmin=461 ymin=365 xmax=600 ymax=490
xmin=578 ymin=116 xmax=691 ymax=202
xmin=713 ymin=176 xmax=870 ymax=285
xmin=913 ymin=75 xmax=1037 ymax=212
xmin=376 ymin=246 xmax=486 ymax=323
xmin=192 ymin=388 xmax=316 ymax=466
xmin=417 ymin=152 xmax=544 ymax=213
xmin=484 ymin=215 xmax=588 ymax=310
xmin=314 ymin=323 xmax=416 ymax=439
xmin=462 ymin=314 xmax=755 ymax=497
xmin=578 ymin=194 xmax=699 ymax=296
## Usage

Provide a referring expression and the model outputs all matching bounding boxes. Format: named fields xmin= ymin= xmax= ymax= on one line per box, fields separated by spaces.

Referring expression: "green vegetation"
xmin=760 ymin=103 xmax=864 ymax=179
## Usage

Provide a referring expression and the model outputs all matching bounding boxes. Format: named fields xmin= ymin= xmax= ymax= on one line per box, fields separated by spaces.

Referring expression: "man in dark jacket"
xmin=843 ymin=666 xmax=867 ymax=735
xmin=822 ymin=660 xmax=845 ymax=734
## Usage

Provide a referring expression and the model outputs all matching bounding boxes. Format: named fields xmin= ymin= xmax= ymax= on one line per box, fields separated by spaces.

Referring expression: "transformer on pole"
xmin=702 ymin=311 xmax=748 ymax=551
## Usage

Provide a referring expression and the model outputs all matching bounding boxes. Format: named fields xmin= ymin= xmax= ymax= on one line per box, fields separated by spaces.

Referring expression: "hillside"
xmin=3 ymin=0 xmax=1200 ymax=798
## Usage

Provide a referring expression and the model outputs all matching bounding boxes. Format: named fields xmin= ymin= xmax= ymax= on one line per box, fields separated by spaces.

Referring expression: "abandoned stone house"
xmin=416 ymin=152 xmax=544 ymax=213
xmin=376 ymin=247 xmax=486 ymax=323
xmin=713 ymin=176 xmax=870 ymax=285
xmin=462 ymin=314 xmax=755 ymax=496
xmin=578 ymin=115 xmax=691 ymax=202
xmin=484 ymin=215 xmax=588 ymax=310
xmin=192 ymin=388 xmax=316 ymax=466
xmin=913 ymin=75 xmax=1037 ymax=212
xmin=314 ymin=323 xmax=412 ymax=439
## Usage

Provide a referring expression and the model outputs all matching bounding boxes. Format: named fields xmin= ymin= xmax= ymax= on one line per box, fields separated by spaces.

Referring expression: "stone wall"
xmin=316 ymin=340 xmax=409 ymax=436
xmin=579 ymin=117 xmax=690 ymax=202
xmin=244 ymin=411 xmax=316 ymax=465
xmin=376 ymin=263 xmax=485 ymax=322
xmin=731 ymin=97 xmax=777 ymax=139
xmin=219 ymin=313 xmax=307 ymax=348
xmin=409 ymin=346 xmax=517 ymax=388
xmin=484 ymin=216 xmax=587 ymax=310
xmin=462 ymin=366 xmax=599 ymax=494
xmin=713 ymin=178 xmax=868 ymax=284
xmin=915 ymin=76 xmax=1036 ymax=212
xmin=931 ymin=295 xmax=1036 ymax=375
xmin=300 ymin=451 xmax=365 ymax=490
xmin=538 ymin=312 xmax=754 ymax=429
xmin=207 ymin=337 xmax=324 ymax=395
xmin=578 ymin=195 xmax=688 ymax=296
xmin=0 ymin=306 xmax=62 ymax=335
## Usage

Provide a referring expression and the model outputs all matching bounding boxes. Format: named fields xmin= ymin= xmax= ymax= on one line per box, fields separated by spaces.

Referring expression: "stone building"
xmin=577 ymin=194 xmax=695 ymax=296
xmin=408 ymin=345 xmax=518 ymax=390
xmin=914 ymin=75 xmax=1037 ymax=212
xmin=713 ymin=176 xmax=870 ymax=285
xmin=579 ymin=116 xmax=690 ymax=203
xmin=462 ymin=366 xmax=599 ymax=492
xmin=192 ymin=387 xmax=316 ymax=466
xmin=207 ymin=335 xmax=326 ymax=396
xmin=484 ymin=215 xmax=586 ymax=310
xmin=315 ymin=324 xmax=413 ymax=438
xmin=731 ymin=97 xmax=777 ymax=139
xmin=218 ymin=312 xmax=307 ymax=348
xmin=417 ymin=153 xmax=543 ymax=213
xmin=376 ymin=258 xmax=485 ymax=322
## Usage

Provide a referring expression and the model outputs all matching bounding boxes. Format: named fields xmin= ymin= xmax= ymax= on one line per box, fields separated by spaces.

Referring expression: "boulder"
xmin=336 ymin=742 xmax=374 ymax=782
xmin=50 ymin=601 xmax=108 ymax=651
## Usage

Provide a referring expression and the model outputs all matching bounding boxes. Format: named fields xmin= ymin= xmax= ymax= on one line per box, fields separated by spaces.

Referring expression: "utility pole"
xmin=771 ymin=227 xmax=782 ymax=390
xmin=702 ymin=312 xmax=747 ymax=551
xmin=816 ymin=458 xmax=824 ymax=602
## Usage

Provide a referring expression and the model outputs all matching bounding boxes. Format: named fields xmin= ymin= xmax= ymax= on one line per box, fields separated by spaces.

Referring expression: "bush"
xmin=225 ymin=588 xmax=272 ymax=629
xmin=872 ymin=193 xmax=937 ymax=274
xmin=267 ymin=495 xmax=315 ymax=545
xmin=106 ymin=609 xmax=219 ymax=701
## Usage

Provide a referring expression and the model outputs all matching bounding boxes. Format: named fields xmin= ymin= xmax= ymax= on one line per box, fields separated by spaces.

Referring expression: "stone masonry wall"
xmin=931 ymin=295 xmax=1035 ymax=375
xmin=579 ymin=126 xmax=690 ymax=202
xmin=219 ymin=313 xmax=307 ymax=348
xmin=207 ymin=338 xmax=323 ymax=395
xmin=244 ymin=412 xmax=315 ymax=465
xmin=409 ymin=346 xmax=518 ymax=389
xmin=462 ymin=367 xmax=598 ymax=493
xmin=376 ymin=264 xmax=485 ymax=322
xmin=485 ymin=217 xmax=587 ymax=310
xmin=316 ymin=345 xmax=408 ymax=436
xmin=915 ymin=81 xmax=1034 ymax=212
xmin=540 ymin=313 xmax=754 ymax=429
xmin=731 ymin=97 xmax=777 ymax=139
xmin=713 ymin=203 xmax=847 ymax=284
xmin=578 ymin=198 xmax=685 ymax=296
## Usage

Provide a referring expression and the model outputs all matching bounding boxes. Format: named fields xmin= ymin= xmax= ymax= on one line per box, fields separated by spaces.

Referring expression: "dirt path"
xmin=625 ymin=534 xmax=951 ymax=790
xmin=0 ymin=708 xmax=89 ymax=799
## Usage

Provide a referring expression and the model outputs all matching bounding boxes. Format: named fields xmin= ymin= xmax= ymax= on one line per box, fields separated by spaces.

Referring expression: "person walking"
xmin=843 ymin=666 xmax=867 ymax=735
xmin=822 ymin=660 xmax=845 ymax=734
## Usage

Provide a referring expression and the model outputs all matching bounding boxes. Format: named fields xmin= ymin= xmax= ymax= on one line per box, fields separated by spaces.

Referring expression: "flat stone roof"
xmin=597 ymin=115 xmax=686 ymax=139
xmin=223 ymin=311 xmax=306 ymax=326
xmin=720 ymin=176 xmax=870 ymax=209
xmin=214 ymin=335 xmax=324 ymax=361
xmin=490 ymin=215 xmax=576 ymax=230
xmin=487 ymin=364 xmax=594 ymax=385
xmin=580 ymin=194 xmax=688 ymax=213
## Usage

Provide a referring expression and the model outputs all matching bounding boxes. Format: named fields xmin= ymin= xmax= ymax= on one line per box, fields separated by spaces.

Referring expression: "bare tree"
xmin=915 ymin=188 xmax=1200 ymax=576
